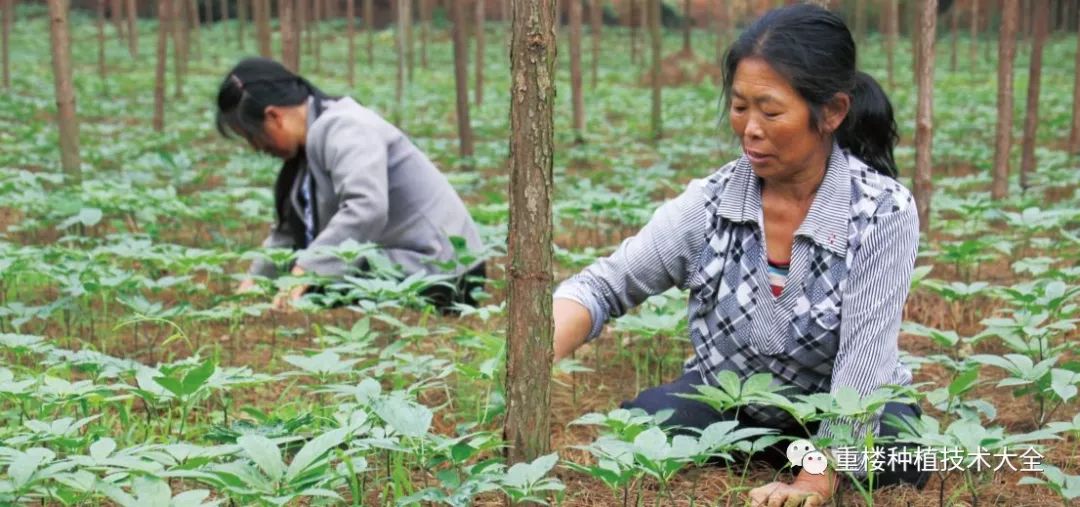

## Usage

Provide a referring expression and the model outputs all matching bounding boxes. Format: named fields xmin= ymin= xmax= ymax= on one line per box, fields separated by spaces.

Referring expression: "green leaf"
xmin=285 ymin=427 xmax=349 ymax=482
xmin=237 ymin=435 xmax=286 ymax=482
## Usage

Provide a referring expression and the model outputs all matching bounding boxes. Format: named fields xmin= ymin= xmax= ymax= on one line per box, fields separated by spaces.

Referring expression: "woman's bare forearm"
xmin=553 ymin=298 xmax=594 ymax=362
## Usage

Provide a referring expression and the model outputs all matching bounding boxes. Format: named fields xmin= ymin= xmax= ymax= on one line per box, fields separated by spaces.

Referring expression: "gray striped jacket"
xmin=554 ymin=144 xmax=920 ymax=451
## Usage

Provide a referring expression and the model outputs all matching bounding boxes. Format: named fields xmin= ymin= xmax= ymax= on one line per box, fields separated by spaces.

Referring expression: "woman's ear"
xmin=263 ymin=105 xmax=285 ymax=130
xmin=821 ymin=92 xmax=851 ymax=134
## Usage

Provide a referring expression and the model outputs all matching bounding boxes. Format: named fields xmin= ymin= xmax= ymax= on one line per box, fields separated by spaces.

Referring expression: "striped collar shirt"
xmin=554 ymin=144 xmax=920 ymax=456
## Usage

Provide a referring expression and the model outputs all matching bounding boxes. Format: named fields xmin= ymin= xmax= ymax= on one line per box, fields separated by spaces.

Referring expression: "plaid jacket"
xmin=554 ymin=144 xmax=919 ymax=449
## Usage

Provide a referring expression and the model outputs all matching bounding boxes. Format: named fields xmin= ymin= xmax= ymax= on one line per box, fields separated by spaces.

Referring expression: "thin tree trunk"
xmin=475 ymin=0 xmax=485 ymax=106
xmin=154 ymin=0 xmax=168 ymax=131
xmin=1019 ymin=5 xmax=1048 ymax=190
xmin=188 ymin=0 xmax=201 ymax=60
xmin=569 ymin=0 xmax=584 ymax=141
xmin=125 ymin=0 xmax=137 ymax=57
xmin=364 ymin=0 xmax=373 ymax=64
xmin=280 ymin=0 xmax=298 ymax=71
xmin=505 ymin=0 xmax=554 ymax=468
xmin=630 ymin=0 xmax=638 ymax=63
xmin=110 ymin=0 xmax=124 ymax=40
xmin=347 ymin=0 xmax=355 ymax=86
xmin=969 ymin=0 xmax=978 ymax=68
xmin=220 ymin=0 xmax=229 ymax=46
xmin=649 ymin=0 xmax=662 ymax=141
xmin=255 ymin=0 xmax=271 ymax=57
xmin=297 ymin=0 xmax=308 ymax=56
xmin=1070 ymin=9 xmax=1080 ymax=155
xmin=1 ymin=0 xmax=10 ymax=89
xmin=48 ymin=0 xmax=81 ymax=181
xmin=314 ymin=0 xmax=321 ymax=72
xmin=886 ymin=0 xmax=898 ymax=90
xmin=405 ymin=0 xmax=414 ymax=81
xmin=97 ymin=0 xmax=108 ymax=89
xmin=991 ymin=0 xmax=1019 ymax=199
xmin=420 ymin=0 xmax=429 ymax=68
xmin=237 ymin=0 xmax=246 ymax=50
xmin=914 ymin=0 xmax=937 ymax=232
xmin=949 ymin=4 xmax=958 ymax=72
xmin=682 ymin=0 xmax=691 ymax=53
xmin=451 ymin=0 xmax=473 ymax=162
xmin=589 ymin=0 xmax=600 ymax=88
xmin=854 ymin=0 xmax=865 ymax=51
xmin=714 ymin=0 xmax=727 ymax=68
xmin=395 ymin=0 xmax=408 ymax=124
xmin=171 ymin=0 xmax=186 ymax=97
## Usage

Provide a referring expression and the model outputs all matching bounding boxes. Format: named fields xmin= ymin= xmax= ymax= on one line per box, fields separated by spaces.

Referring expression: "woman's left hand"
xmin=272 ymin=266 xmax=308 ymax=312
xmin=749 ymin=468 xmax=837 ymax=507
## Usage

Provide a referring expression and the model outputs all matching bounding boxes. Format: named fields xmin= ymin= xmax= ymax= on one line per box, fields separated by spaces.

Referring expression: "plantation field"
xmin=2 ymin=4 xmax=1080 ymax=506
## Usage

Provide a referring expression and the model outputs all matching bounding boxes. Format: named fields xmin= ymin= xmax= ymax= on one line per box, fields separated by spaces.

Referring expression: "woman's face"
xmin=729 ymin=57 xmax=838 ymax=182
xmin=238 ymin=106 xmax=306 ymax=159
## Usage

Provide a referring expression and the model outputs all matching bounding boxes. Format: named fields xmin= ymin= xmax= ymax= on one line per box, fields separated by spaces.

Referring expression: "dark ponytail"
xmin=214 ymin=57 xmax=335 ymax=144
xmin=721 ymin=4 xmax=898 ymax=178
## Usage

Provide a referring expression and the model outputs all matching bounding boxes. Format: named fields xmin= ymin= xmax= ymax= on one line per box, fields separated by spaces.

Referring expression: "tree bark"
xmin=715 ymin=0 xmax=728 ymax=68
xmin=364 ymin=0 xmax=373 ymax=64
xmin=451 ymin=0 xmax=473 ymax=162
xmin=97 ymin=0 xmax=107 ymax=89
xmin=1 ymin=0 xmax=10 ymax=89
xmin=914 ymin=0 xmax=937 ymax=232
xmin=569 ymin=0 xmax=584 ymax=142
xmin=991 ymin=0 xmax=1019 ymax=199
xmin=125 ymin=0 xmax=137 ymax=57
xmin=589 ymin=0 xmax=600 ymax=88
xmin=475 ymin=0 xmax=485 ymax=107
xmin=154 ymin=0 xmax=168 ymax=131
xmin=969 ymin=0 xmax=978 ymax=68
xmin=313 ymin=0 xmax=322 ymax=72
xmin=280 ymin=0 xmax=298 ymax=71
xmin=505 ymin=0 xmax=555 ymax=468
xmin=1019 ymin=4 xmax=1048 ymax=190
xmin=854 ymin=0 xmax=865 ymax=51
xmin=188 ymin=0 xmax=201 ymax=60
xmin=420 ymin=0 xmax=429 ymax=68
xmin=346 ymin=0 xmax=355 ymax=86
xmin=949 ymin=3 xmax=958 ymax=72
xmin=1070 ymin=9 xmax=1080 ymax=155
xmin=220 ymin=0 xmax=229 ymax=47
xmin=237 ymin=0 xmax=246 ymax=50
xmin=682 ymin=0 xmax=691 ymax=53
xmin=110 ymin=0 xmax=124 ymax=40
xmin=255 ymin=0 xmax=271 ymax=57
xmin=405 ymin=0 xmax=414 ymax=82
xmin=886 ymin=0 xmax=898 ymax=90
xmin=171 ymin=0 xmax=186 ymax=97
xmin=47 ymin=0 xmax=81 ymax=181
xmin=630 ymin=0 xmax=638 ymax=64
xmin=649 ymin=0 xmax=662 ymax=141
xmin=395 ymin=0 xmax=409 ymax=124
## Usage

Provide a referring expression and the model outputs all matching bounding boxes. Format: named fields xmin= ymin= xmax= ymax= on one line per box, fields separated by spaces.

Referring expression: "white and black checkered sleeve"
xmin=553 ymin=179 xmax=709 ymax=342
xmin=815 ymin=189 xmax=920 ymax=457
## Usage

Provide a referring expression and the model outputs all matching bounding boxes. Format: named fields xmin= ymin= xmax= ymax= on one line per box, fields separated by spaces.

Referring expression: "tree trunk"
xmin=475 ymin=0 xmax=485 ymax=107
xmin=255 ymin=0 xmax=271 ymax=57
xmin=405 ymin=0 xmax=414 ymax=82
xmin=589 ymin=0 xmax=600 ymax=88
xmin=1070 ymin=9 xmax=1080 ymax=155
xmin=297 ymin=0 xmax=308 ymax=57
xmin=346 ymin=0 xmax=355 ymax=86
xmin=854 ymin=0 xmax=865 ymax=51
xmin=969 ymin=0 xmax=978 ymax=68
xmin=1 ymin=0 xmax=10 ymax=89
xmin=97 ymin=0 xmax=107 ymax=89
xmin=188 ymin=0 xmax=201 ymax=60
xmin=649 ymin=0 xmax=662 ymax=141
xmin=682 ymin=0 xmax=691 ymax=53
xmin=280 ymin=0 xmax=298 ymax=71
xmin=630 ymin=0 xmax=638 ymax=64
xmin=395 ymin=0 xmax=409 ymax=124
xmin=313 ymin=0 xmax=322 ymax=73
xmin=420 ymin=0 xmax=429 ymax=68
xmin=364 ymin=0 xmax=373 ymax=64
xmin=949 ymin=3 xmax=958 ymax=72
xmin=171 ymin=0 xmax=186 ymax=97
xmin=991 ymin=0 xmax=1019 ymax=199
xmin=886 ymin=0 xmax=898 ymax=90
xmin=505 ymin=0 xmax=554 ymax=468
xmin=569 ymin=0 xmax=584 ymax=141
xmin=715 ymin=0 xmax=727 ymax=68
xmin=1019 ymin=5 xmax=1048 ymax=190
xmin=125 ymin=0 xmax=137 ymax=57
xmin=219 ymin=0 xmax=228 ymax=47
xmin=451 ymin=0 xmax=473 ymax=162
xmin=237 ymin=0 xmax=246 ymax=50
xmin=47 ymin=0 xmax=81 ymax=181
xmin=914 ymin=0 xmax=936 ymax=232
xmin=154 ymin=0 xmax=168 ymax=131
xmin=109 ymin=0 xmax=124 ymax=40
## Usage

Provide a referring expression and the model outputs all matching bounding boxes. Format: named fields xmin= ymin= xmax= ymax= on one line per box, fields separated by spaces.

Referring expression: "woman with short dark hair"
xmin=553 ymin=5 xmax=926 ymax=505
xmin=216 ymin=57 xmax=485 ymax=311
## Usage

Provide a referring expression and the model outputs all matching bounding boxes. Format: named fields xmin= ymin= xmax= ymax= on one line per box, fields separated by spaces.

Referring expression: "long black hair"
xmin=215 ymin=57 xmax=334 ymax=144
xmin=216 ymin=57 xmax=336 ymax=241
xmin=721 ymin=4 xmax=899 ymax=178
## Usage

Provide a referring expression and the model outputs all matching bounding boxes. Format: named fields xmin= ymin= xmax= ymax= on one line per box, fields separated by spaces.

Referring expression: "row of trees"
xmin=16 ymin=0 xmax=1080 ymax=468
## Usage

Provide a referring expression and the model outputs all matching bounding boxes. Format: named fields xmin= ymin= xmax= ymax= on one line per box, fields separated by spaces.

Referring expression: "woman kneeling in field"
xmin=216 ymin=58 xmax=485 ymax=312
xmin=553 ymin=5 xmax=928 ymax=506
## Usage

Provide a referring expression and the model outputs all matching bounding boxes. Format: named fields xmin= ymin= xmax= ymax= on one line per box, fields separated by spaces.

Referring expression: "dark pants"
xmin=621 ymin=371 xmax=930 ymax=490
xmin=310 ymin=262 xmax=487 ymax=314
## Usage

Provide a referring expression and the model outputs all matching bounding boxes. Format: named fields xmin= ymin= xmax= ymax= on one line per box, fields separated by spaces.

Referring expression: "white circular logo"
xmin=801 ymin=450 xmax=828 ymax=475
xmin=786 ymin=439 xmax=815 ymax=467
